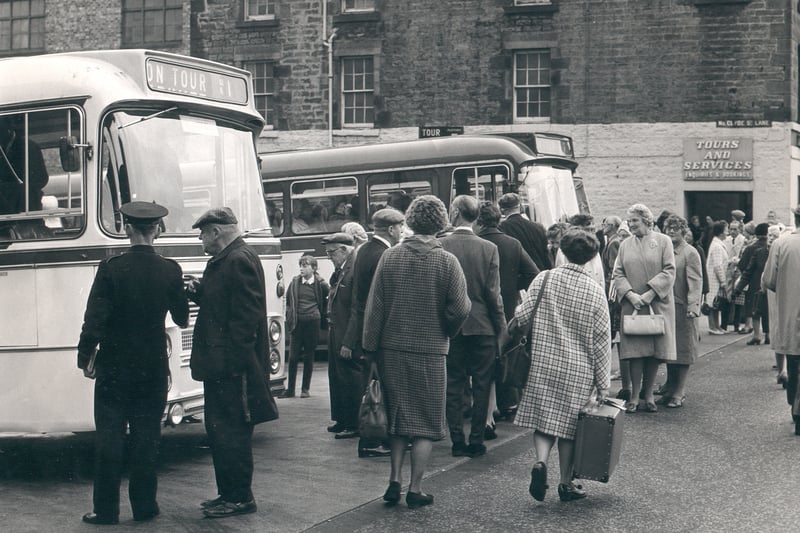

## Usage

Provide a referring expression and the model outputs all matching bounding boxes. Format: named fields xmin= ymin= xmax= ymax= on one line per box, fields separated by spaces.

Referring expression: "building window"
xmin=514 ymin=0 xmax=552 ymax=5
xmin=514 ymin=50 xmax=550 ymax=121
xmin=122 ymin=0 xmax=182 ymax=46
xmin=244 ymin=0 xmax=275 ymax=20
xmin=0 ymin=0 xmax=45 ymax=51
xmin=341 ymin=57 xmax=374 ymax=127
xmin=244 ymin=61 xmax=275 ymax=128
xmin=343 ymin=0 xmax=374 ymax=12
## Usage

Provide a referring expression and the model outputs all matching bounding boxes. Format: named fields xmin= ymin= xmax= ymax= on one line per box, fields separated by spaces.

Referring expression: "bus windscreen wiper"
xmin=118 ymin=106 xmax=178 ymax=130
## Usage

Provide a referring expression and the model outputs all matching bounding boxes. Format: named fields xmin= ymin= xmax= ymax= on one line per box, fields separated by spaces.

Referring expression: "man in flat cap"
xmin=345 ymin=209 xmax=406 ymax=457
xmin=322 ymin=232 xmax=361 ymax=439
xmin=762 ymin=205 xmax=800 ymax=436
xmin=187 ymin=206 xmax=277 ymax=518
xmin=498 ymin=193 xmax=551 ymax=271
xmin=731 ymin=209 xmax=746 ymax=224
xmin=77 ymin=201 xmax=189 ymax=525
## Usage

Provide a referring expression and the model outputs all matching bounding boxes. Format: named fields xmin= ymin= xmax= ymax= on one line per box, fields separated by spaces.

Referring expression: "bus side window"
xmin=289 ymin=177 xmax=357 ymax=235
xmin=263 ymin=183 xmax=284 ymax=236
xmin=365 ymin=171 xmax=431 ymax=229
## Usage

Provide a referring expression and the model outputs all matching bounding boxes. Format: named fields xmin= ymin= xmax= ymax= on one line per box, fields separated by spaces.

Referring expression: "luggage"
xmin=572 ymin=398 xmax=625 ymax=483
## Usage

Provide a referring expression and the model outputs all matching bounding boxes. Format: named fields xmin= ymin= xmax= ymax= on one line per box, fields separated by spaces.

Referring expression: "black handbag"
xmin=358 ymin=362 xmax=388 ymax=441
xmin=498 ymin=271 xmax=551 ymax=390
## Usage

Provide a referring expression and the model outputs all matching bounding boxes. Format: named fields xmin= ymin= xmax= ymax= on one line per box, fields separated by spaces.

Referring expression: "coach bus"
xmin=0 ymin=50 xmax=285 ymax=436
xmin=260 ymin=133 xmax=588 ymax=281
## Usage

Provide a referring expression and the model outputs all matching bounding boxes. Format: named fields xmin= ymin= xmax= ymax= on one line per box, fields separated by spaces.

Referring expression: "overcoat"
xmin=499 ymin=213 xmax=552 ymax=271
xmin=613 ymin=231 xmax=677 ymax=360
xmin=762 ymin=230 xmax=800 ymax=355
xmin=673 ymin=241 xmax=702 ymax=364
xmin=706 ymin=237 xmax=728 ymax=302
xmin=477 ymin=226 xmax=539 ymax=321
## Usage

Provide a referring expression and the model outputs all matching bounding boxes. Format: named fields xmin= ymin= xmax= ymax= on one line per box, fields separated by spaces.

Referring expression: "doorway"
xmin=685 ymin=191 xmax=752 ymax=223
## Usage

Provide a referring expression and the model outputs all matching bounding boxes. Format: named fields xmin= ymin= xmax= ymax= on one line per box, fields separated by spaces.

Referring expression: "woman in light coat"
xmin=612 ymin=204 xmax=676 ymax=413
xmin=705 ymin=220 xmax=730 ymax=334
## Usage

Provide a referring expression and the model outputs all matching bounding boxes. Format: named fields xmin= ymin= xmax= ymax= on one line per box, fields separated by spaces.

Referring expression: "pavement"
xmin=0 ymin=326 xmax=783 ymax=532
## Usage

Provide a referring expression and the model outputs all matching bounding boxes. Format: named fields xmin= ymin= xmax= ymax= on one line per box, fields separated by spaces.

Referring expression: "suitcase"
xmin=572 ymin=398 xmax=625 ymax=483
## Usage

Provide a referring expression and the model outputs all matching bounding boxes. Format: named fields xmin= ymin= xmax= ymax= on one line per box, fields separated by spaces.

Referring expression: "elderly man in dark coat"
xmin=441 ymin=195 xmax=508 ymax=458
xmin=498 ymin=192 xmax=552 ymax=271
xmin=188 ymin=207 xmax=277 ymax=519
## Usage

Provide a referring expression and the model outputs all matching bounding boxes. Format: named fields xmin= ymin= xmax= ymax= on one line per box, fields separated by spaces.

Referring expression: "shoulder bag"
xmin=622 ymin=304 xmax=666 ymax=336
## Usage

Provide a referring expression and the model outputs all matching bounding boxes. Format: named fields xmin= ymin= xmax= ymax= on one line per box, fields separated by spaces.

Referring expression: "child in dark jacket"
xmin=280 ymin=255 xmax=330 ymax=398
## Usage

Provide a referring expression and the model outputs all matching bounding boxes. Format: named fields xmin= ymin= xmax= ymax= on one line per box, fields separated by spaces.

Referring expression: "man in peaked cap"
xmin=188 ymin=206 xmax=277 ymax=518
xmin=321 ymin=232 xmax=362 ymax=439
xmin=78 ymin=201 xmax=189 ymax=525
xmin=731 ymin=209 xmax=746 ymax=223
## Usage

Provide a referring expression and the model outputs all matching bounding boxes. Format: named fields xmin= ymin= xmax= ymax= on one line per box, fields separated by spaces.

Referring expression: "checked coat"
xmin=513 ymin=265 xmax=611 ymax=440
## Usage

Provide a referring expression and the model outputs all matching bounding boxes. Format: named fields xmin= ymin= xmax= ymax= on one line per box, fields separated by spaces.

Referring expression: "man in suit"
xmin=188 ymin=207 xmax=277 ymax=519
xmin=343 ymin=208 xmax=406 ymax=457
xmin=77 ymin=201 xmax=189 ymax=525
xmin=498 ymin=193 xmax=551 ymax=271
xmin=475 ymin=201 xmax=539 ymax=422
xmin=440 ymin=195 xmax=508 ymax=458
xmin=323 ymin=232 xmax=362 ymax=440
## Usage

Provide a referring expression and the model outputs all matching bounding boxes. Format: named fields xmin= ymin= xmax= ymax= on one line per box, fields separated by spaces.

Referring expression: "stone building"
xmin=3 ymin=0 xmax=799 ymax=223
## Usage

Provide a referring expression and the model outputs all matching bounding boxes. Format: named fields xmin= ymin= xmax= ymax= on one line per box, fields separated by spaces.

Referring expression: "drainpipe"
xmin=323 ymin=28 xmax=338 ymax=147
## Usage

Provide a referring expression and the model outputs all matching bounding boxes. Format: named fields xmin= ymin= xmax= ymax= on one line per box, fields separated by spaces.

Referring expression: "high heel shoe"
xmin=558 ymin=481 xmax=587 ymax=502
xmin=383 ymin=481 xmax=401 ymax=505
xmin=746 ymin=338 xmax=761 ymax=345
xmin=529 ymin=461 xmax=548 ymax=501
xmin=406 ymin=491 xmax=433 ymax=509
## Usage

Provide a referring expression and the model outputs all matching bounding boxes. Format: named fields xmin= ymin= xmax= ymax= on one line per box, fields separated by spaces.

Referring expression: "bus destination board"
xmin=146 ymin=59 xmax=248 ymax=105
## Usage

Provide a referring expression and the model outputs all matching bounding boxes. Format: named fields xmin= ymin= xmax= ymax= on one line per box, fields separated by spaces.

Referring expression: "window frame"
xmin=342 ymin=0 xmax=375 ymax=13
xmin=513 ymin=0 xmax=552 ymax=5
xmin=513 ymin=49 xmax=551 ymax=123
xmin=121 ymin=0 xmax=183 ymax=48
xmin=450 ymin=164 xmax=511 ymax=205
xmin=243 ymin=60 xmax=276 ymax=129
xmin=340 ymin=56 xmax=375 ymax=128
xmin=244 ymin=0 xmax=275 ymax=21
xmin=289 ymin=176 xmax=359 ymax=235
xmin=0 ymin=0 xmax=45 ymax=52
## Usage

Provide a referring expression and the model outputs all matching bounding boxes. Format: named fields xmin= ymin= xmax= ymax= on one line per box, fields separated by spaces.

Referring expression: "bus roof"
xmin=1 ymin=49 xmax=262 ymax=126
xmin=260 ymin=135 xmax=577 ymax=180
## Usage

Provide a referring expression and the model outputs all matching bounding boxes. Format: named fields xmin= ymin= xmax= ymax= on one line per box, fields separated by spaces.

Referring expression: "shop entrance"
xmin=685 ymin=191 xmax=752 ymax=223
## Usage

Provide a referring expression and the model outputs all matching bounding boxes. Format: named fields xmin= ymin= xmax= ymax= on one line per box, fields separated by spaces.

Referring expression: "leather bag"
xmin=622 ymin=304 xmax=666 ymax=336
xmin=358 ymin=362 xmax=388 ymax=441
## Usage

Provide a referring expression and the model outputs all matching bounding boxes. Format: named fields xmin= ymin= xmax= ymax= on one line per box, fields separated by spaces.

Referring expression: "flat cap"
xmin=321 ymin=232 xmax=354 ymax=246
xmin=498 ymin=193 xmax=521 ymax=210
xmin=372 ymin=208 xmax=405 ymax=229
xmin=191 ymin=207 xmax=238 ymax=229
xmin=731 ymin=209 xmax=746 ymax=218
xmin=119 ymin=201 xmax=168 ymax=224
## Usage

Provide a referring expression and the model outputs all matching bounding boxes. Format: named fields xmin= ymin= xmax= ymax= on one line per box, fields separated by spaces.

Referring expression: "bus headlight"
xmin=269 ymin=349 xmax=281 ymax=375
xmin=276 ymin=280 xmax=285 ymax=298
xmin=269 ymin=319 xmax=282 ymax=345
xmin=276 ymin=264 xmax=283 ymax=280
xmin=167 ymin=403 xmax=184 ymax=426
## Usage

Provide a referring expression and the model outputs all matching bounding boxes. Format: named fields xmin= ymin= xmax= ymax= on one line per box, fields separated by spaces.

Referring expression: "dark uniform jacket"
xmin=499 ymin=213 xmax=552 ymax=271
xmin=346 ymin=237 xmax=390 ymax=352
xmin=328 ymin=250 xmax=357 ymax=351
xmin=77 ymin=245 xmax=189 ymax=380
xmin=478 ymin=227 xmax=539 ymax=321
xmin=190 ymin=237 xmax=277 ymax=424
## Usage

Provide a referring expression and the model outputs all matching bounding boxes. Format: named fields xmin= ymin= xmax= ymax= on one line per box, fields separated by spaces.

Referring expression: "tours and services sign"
xmin=683 ymin=138 xmax=753 ymax=181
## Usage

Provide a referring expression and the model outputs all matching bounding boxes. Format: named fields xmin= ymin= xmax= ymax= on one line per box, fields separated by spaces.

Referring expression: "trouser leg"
xmin=467 ymin=335 xmax=497 ymax=445
xmin=446 ymin=335 xmax=468 ymax=445
xmin=127 ymin=380 xmax=167 ymax=518
xmin=92 ymin=378 xmax=126 ymax=520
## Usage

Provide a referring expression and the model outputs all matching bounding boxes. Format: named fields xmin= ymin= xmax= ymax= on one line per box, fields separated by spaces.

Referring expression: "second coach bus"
xmin=0 ymin=50 xmax=285 ymax=435
xmin=260 ymin=133 xmax=588 ymax=281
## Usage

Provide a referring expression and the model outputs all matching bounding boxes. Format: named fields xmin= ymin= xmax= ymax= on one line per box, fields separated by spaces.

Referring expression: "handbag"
xmin=499 ymin=271 xmax=551 ymax=390
xmin=623 ymin=304 xmax=666 ymax=336
xmin=358 ymin=362 xmax=388 ymax=441
xmin=712 ymin=286 xmax=728 ymax=310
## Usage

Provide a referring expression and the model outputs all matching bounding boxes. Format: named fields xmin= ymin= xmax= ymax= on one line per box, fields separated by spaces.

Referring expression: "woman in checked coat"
xmin=363 ymin=195 xmax=470 ymax=509
xmin=514 ymin=229 xmax=612 ymax=503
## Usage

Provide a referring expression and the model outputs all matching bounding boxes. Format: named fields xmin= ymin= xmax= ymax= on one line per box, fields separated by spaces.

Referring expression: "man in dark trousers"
xmin=498 ymin=192 xmax=551 ymax=271
xmin=77 ymin=201 xmax=189 ymax=525
xmin=475 ymin=201 xmax=538 ymax=423
xmin=188 ymin=207 xmax=278 ymax=519
xmin=344 ymin=208 xmax=406 ymax=457
xmin=323 ymin=232 xmax=362 ymax=439
xmin=440 ymin=195 xmax=508 ymax=458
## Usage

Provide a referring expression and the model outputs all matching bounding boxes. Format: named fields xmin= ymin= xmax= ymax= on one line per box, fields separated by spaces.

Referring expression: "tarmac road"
xmin=1 ymin=330 xmax=795 ymax=532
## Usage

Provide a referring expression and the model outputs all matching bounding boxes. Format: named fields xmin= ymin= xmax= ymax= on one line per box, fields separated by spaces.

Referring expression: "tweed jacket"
xmin=363 ymin=236 xmax=470 ymax=355
xmin=477 ymin=226 xmax=539 ymax=321
xmin=499 ymin=213 xmax=552 ymax=271
xmin=440 ymin=228 xmax=507 ymax=337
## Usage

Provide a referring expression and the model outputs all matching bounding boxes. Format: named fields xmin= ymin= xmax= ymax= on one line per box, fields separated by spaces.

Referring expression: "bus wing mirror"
xmin=59 ymin=136 xmax=93 ymax=172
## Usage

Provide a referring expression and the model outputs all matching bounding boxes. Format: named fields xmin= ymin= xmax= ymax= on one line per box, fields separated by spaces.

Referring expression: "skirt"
xmin=674 ymin=302 xmax=699 ymax=365
xmin=380 ymin=348 xmax=447 ymax=440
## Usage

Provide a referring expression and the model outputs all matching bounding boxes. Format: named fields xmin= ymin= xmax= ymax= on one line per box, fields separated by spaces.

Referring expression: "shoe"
xmin=484 ymin=424 xmax=497 ymax=441
xmin=765 ymin=335 xmax=771 ymax=345
xmin=327 ymin=421 xmax=345 ymax=433
xmin=465 ymin=443 xmax=486 ymax=458
xmin=82 ymin=513 xmax=118 ymax=525
xmin=451 ymin=442 xmax=468 ymax=457
xmin=666 ymin=396 xmax=685 ymax=408
xmin=625 ymin=401 xmax=638 ymax=414
xmin=529 ymin=461 xmax=548 ymax=501
xmin=359 ymin=445 xmax=392 ymax=458
xmin=498 ymin=406 xmax=517 ymax=421
xmin=383 ymin=481 xmax=401 ymax=505
xmin=203 ymin=500 xmax=257 ymax=518
xmin=616 ymin=389 xmax=631 ymax=402
xmin=558 ymin=481 xmax=587 ymax=502
xmin=406 ymin=491 xmax=434 ymax=509
xmin=133 ymin=504 xmax=160 ymax=522
xmin=709 ymin=329 xmax=725 ymax=335
xmin=641 ymin=401 xmax=658 ymax=413
xmin=278 ymin=390 xmax=295 ymax=399
xmin=746 ymin=338 xmax=761 ymax=345
xmin=300 ymin=390 xmax=310 ymax=398
xmin=739 ymin=327 xmax=754 ymax=335
xmin=334 ymin=428 xmax=359 ymax=439
xmin=201 ymin=496 xmax=225 ymax=509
